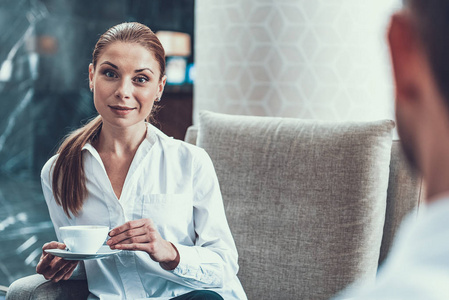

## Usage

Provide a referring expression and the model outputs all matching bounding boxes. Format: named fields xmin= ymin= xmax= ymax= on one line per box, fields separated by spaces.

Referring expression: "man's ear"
xmin=388 ymin=12 xmax=422 ymax=103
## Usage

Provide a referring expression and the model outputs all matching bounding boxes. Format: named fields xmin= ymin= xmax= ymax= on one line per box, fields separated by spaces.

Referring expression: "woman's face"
xmin=89 ymin=41 xmax=166 ymax=130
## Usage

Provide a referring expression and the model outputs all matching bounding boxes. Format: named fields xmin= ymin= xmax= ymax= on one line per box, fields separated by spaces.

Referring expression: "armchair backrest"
xmin=185 ymin=111 xmax=422 ymax=300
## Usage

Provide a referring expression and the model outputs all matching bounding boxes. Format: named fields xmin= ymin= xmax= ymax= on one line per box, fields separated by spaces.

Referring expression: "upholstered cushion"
xmin=197 ymin=111 xmax=395 ymax=300
xmin=379 ymin=141 xmax=422 ymax=265
xmin=184 ymin=125 xmax=198 ymax=146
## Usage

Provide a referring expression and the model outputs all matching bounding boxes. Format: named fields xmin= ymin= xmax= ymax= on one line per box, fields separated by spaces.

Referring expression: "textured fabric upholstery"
xmin=185 ymin=122 xmax=422 ymax=271
xmin=6 ymin=274 xmax=88 ymax=300
xmin=197 ymin=111 xmax=395 ymax=300
xmin=184 ymin=125 xmax=198 ymax=146
xmin=378 ymin=140 xmax=422 ymax=265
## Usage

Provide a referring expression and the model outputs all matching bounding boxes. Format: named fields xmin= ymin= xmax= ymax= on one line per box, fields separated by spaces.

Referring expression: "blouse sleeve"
xmin=169 ymin=149 xmax=240 ymax=289
xmin=41 ymin=155 xmax=87 ymax=281
xmin=40 ymin=155 xmax=73 ymax=241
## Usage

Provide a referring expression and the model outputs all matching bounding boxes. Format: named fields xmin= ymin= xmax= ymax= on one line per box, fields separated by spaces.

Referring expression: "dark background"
xmin=0 ymin=0 xmax=194 ymax=178
xmin=0 ymin=0 xmax=194 ymax=289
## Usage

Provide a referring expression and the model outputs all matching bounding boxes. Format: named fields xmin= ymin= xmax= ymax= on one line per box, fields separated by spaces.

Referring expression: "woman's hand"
xmin=107 ymin=218 xmax=180 ymax=270
xmin=36 ymin=241 xmax=79 ymax=282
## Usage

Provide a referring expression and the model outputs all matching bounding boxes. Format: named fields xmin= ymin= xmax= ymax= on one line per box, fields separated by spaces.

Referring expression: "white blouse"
xmin=41 ymin=123 xmax=247 ymax=300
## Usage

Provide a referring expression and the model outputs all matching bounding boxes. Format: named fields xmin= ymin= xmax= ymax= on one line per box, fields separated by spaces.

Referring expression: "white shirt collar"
xmin=81 ymin=122 xmax=161 ymax=156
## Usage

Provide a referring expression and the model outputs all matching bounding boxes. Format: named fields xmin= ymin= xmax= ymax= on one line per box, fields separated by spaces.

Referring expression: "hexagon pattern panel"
xmin=194 ymin=0 xmax=401 ymax=123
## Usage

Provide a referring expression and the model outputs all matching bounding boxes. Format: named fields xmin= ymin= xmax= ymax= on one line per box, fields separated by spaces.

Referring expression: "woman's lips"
xmin=108 ymin=105 xmax=136 ymax=115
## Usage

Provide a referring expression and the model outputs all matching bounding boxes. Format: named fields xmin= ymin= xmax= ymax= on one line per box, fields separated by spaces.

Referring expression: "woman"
xmin=36 ymin=22 xmax=247 ymax=300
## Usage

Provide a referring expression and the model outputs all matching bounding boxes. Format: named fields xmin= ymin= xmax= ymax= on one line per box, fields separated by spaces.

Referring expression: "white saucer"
xmin=45 ymin=245 xmax=121 ymax=260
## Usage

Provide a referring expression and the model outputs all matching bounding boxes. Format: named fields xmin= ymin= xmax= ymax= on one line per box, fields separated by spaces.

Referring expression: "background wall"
xmin=194 ymin=0 xmax=401 ymax=124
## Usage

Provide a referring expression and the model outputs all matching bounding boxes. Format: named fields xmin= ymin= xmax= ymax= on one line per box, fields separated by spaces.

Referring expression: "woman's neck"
xmin=94 ymin=122 xmax=147 ymax=156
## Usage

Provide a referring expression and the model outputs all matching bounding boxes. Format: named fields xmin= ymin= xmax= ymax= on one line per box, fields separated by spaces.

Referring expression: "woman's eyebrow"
xmin=99 ymin=61 xmax=154 ymax=75
xmin=135 ymin=67 xmax=154 ymax=75
xmin=100 ymin=61 xmax=118 ymax=69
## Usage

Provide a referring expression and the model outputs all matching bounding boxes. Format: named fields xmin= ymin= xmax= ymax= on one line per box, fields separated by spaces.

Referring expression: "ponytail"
xmin=52 ymin=115 xmax=102 ymax=217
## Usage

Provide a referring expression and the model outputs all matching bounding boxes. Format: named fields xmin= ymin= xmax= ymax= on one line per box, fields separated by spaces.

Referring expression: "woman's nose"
xmin=115 ymin=79 xmax=132 ymax=99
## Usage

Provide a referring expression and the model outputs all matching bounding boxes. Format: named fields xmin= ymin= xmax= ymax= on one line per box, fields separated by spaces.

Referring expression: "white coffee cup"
xmin=59 ymin=225 xmax=109 ymax=253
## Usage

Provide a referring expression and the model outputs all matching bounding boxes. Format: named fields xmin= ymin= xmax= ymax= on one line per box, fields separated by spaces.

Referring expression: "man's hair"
xmin=405 ymin=0 xmax=449 ymax=104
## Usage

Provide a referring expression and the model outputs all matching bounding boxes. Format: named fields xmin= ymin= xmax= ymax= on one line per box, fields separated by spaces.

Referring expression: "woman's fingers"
xmin=37 ymin=241 xmax=67 ymax=274
xmin=42 ymin=241 xmax=65 ymax=252
xmin=52 ymin=261 xmax=78 ymax=282
xmin=111 ymin=234 xmax=153 ymax=248
xmin=37 ymin=241 xmax=78 ymax=282
xmin=63 ymin=263 xmax=78 ymax=280
xmin=109 ymin=227 xmax=146 ymax=244
xmin=108 ymin=230 xmax=144 ymax=247
xmin=108 ymin=219 xmax=155 ymax=246
xmin=107 ymin=219 xmax=176 ymax=264
xmin=109 ymin=219 xmax=148 ymax=236
xmin=45 ymin=259 xmax=78 ymax=281
xmin=37 ymin=242 xmax=61 ymax=272
xmin=107 ymin=219 xmax=177 ymax=265
xmin=36 ymin=253 xmax=53 ymax=273
xmin=113 ymin=242 xmax=151 ymax=252
xmin=41 ymin=257 xmax=66 ymax=280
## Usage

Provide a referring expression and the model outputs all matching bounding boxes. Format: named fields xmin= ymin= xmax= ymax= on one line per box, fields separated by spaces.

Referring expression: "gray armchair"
xmin=6 ymin=274 xmax=88 ymax=300
xmin=7 ymin=112 xmax=422 ymax=300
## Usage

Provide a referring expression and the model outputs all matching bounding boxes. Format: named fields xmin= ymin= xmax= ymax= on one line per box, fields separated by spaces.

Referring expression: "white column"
xmin=194 ymin=0 xmax=401 ymax=123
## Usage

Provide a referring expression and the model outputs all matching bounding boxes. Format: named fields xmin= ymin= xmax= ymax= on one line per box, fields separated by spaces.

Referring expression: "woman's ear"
xmin=158 ymin=75 xmax=167 ymax=96
xmin=88 ymin=63 xmax=94 ymax=90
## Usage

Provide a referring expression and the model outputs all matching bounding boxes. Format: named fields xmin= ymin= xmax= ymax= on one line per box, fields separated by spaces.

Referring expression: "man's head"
xmin=403 ymin=0 xmax=449 ymax=104
xmin=389 ymin=0 xmax=449 ymax=199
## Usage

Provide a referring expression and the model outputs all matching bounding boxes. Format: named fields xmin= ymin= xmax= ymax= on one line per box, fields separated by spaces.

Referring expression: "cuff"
xmin=169 ymin=243 xmax=201 ymax=277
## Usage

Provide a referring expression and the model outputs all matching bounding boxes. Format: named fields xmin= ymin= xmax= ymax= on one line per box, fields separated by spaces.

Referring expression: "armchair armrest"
xmin=6 ymin=274 xmax=89 ymax=300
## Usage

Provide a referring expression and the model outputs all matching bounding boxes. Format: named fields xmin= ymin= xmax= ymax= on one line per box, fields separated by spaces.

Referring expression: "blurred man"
xmin=335 ymin=0 xmax=449 ymax=298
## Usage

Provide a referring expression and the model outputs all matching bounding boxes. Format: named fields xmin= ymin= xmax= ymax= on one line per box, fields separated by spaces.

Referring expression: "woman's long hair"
xmin=52 ymin=22 xmax=165 ymax=217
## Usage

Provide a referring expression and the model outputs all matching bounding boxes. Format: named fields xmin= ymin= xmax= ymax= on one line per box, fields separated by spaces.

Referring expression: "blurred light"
xmin=156 ymin=31 xmax=191 ymax=57
xmin=37 ymin=35 xmax=58 ymax=54
xmin=166 ymin=56 xmax=187 ymax=84
xmin=0 ymin=60 xmax=13 ymax=82
xmin=29 ymin=53 xmax=39 ymax=80
xmin=186 ymin=63 xmax=195 ymax=84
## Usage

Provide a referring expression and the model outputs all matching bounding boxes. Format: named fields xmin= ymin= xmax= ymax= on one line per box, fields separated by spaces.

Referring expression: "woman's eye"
xmin=135 ymin=76 xmax=149 ymax=84
xmin=104 ymin=70 xmax=117 ymax=78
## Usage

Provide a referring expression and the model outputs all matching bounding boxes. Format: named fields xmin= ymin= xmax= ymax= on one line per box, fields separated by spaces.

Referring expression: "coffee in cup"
xmin=59 ymin=225 xmax=109 ymax=253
